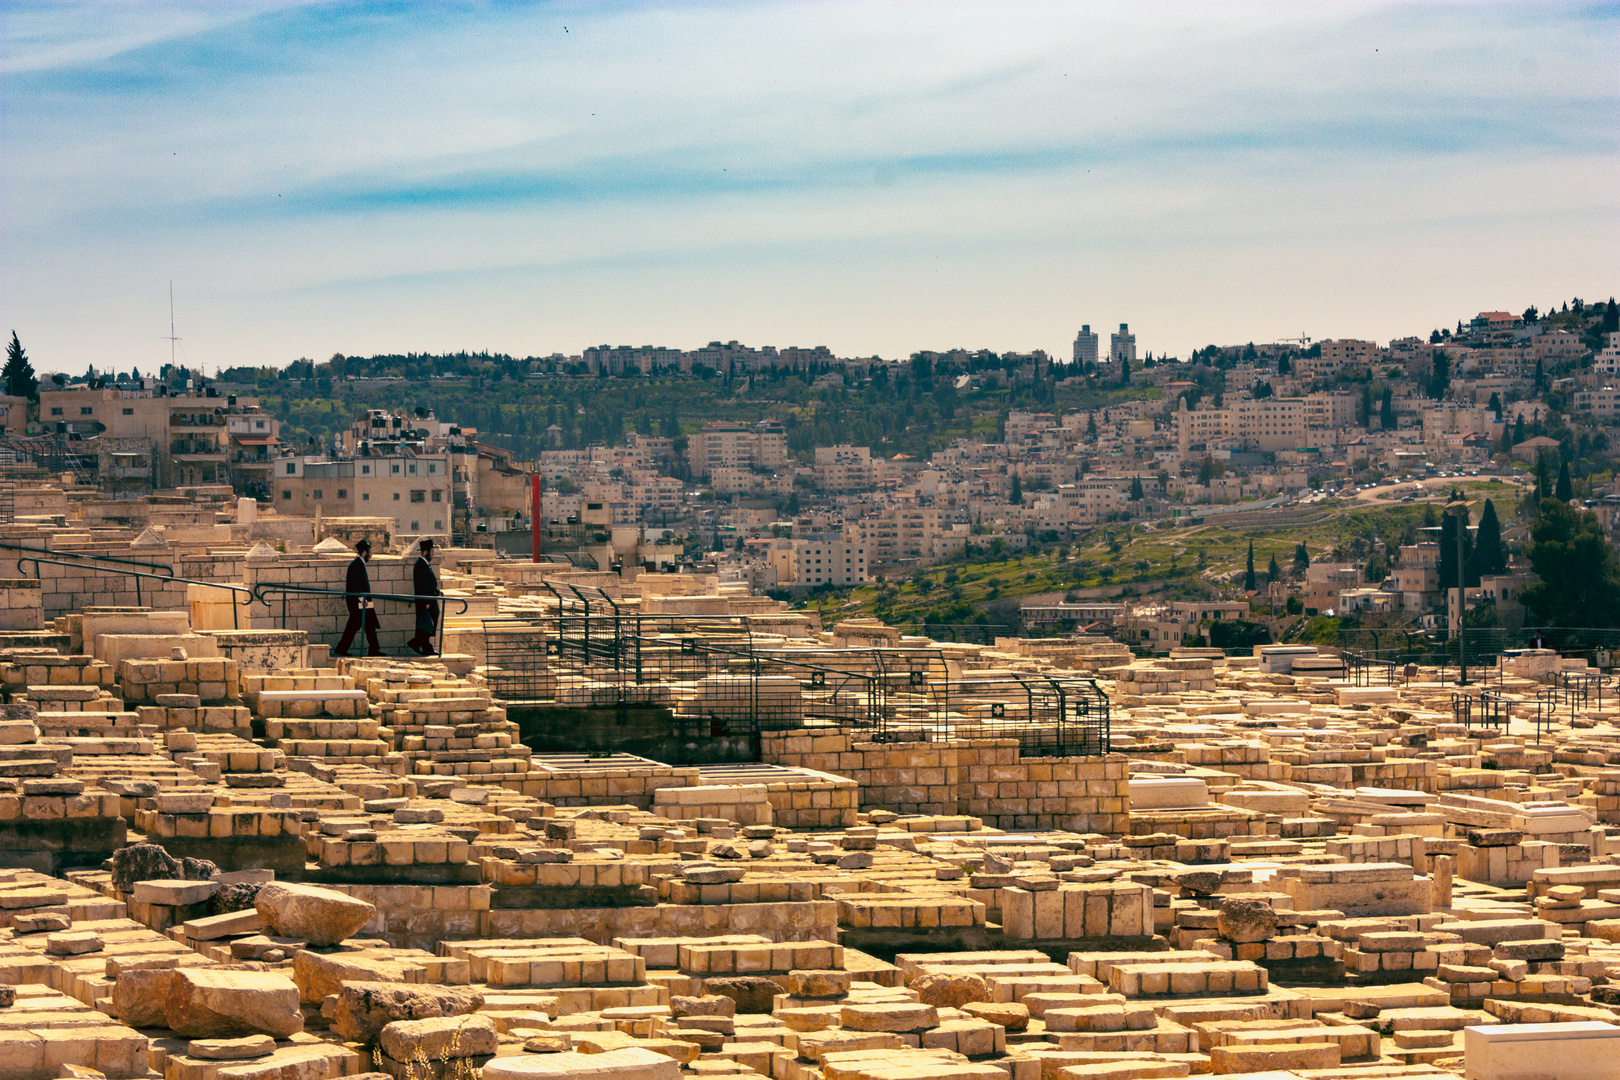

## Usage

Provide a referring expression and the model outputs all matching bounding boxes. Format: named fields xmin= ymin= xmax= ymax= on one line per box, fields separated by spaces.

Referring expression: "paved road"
xmin=1353 ymin=474 xmax=1525 ymax=503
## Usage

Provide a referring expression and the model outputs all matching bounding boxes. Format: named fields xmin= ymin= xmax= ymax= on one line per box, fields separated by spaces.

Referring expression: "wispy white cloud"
xmin=0 ymin=0 xmax=322 ymax=74
xmin=0 ymin=1 xmax=1615 ymax=370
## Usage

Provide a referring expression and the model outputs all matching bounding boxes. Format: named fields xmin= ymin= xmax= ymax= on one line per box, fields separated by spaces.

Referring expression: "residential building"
xmin=1109 ymin=324 xmax=1136 ymax=365
xmin=814 ymin=445 xmax=875 ymax=492
xmin=1073 ymin=325 xmax=1099 ymax=368
xmin=274 ymin=452 xmax=454 ymax=540
xmin=688 ymin=420 xmax=788 ymax=480
xmin=1306 ymin=339 xmax=1381 ymax=378
xmin=765 ymin=531 xmax=869 ymax=587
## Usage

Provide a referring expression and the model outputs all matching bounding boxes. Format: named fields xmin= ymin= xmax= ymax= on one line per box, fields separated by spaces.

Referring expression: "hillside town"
xmin=0 ymin=302 xmax=1610 ymax=1080
xmin=7 ymin=301 xmax=1616 ymax=645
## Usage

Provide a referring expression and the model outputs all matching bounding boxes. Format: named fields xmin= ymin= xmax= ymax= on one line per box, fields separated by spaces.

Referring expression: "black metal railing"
xmin=483 ymin=607 xmax=1112 ymax=756
xmin=8 ymin=551 xmax=253 ymax=626
xmin=250 ymin=582 xmax=470 ymax=656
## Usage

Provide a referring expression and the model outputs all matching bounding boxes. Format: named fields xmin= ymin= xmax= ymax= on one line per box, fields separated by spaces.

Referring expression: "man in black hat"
xmin=407 ymin=538 xmax=441 ymax=656
xmin=334 ymin=539 xmax=383 ymax=657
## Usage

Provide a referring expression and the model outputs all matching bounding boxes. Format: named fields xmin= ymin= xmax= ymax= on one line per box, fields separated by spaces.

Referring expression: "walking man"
xmin=334 ymin=539 xmax=383 ymax=657
xmin=407 ymin=538 xmax=441 ymax=656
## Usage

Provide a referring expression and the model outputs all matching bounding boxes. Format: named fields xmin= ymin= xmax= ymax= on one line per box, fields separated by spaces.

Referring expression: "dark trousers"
xmin=335 ymin=598 xmax=381 ymax=656
xmin=409 ymin=600 xmax=439 ymax=653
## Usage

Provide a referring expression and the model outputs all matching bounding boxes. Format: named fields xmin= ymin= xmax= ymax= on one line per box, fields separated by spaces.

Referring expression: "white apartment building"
xmin=1302 ymin=339 xmax=1381 ymax=379
xmin=765 ymin=532 xmax=869 ymax=587
xmin=274 ymin=453 xmax=453 ymax=539
xmin=631 ymin=476 xmax=685 ymax=519
xmin=1050 ymin=478 xmax=1130 ymax=524
xmin=1574 ymin=387 xmax=1620 ymax=419
xmin=688 ymin=420 xmax=788 ymax=479
xmin=1421 ymin=406 xmax=1499 ymax=446
xmin=813 ymin=445 xmax=875 ymax=492
xmin=1109 ymin=324 xmax=1137 ymax=365
xmin=1073 ymin=326 xmax=1099 ymax=367
xmin=1175 ymin=397 xmax=1305 ymax=452
xmin=859 ymin=505 xmax=949 ymax=567
xmin=1592 ymin=334 xmax=1620 ymax=377
xmin=1303 ymin=390 xmax=1359 ymax=430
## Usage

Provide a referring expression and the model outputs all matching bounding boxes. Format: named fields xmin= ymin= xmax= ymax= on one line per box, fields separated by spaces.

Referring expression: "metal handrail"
xmin=0 ymin=541 xmax=176 ymax=579
xmin=249 ymin=581 xmax=470 ymax=657
xmin=13 ymin=553 xmax=251 ymax=626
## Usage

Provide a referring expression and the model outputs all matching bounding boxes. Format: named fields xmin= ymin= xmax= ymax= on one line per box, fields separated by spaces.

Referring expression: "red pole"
xmin=531 ymin=474 xmax=542 ymax=563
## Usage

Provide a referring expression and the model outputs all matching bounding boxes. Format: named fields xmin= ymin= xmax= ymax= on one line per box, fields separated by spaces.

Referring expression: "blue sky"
xmin=2 ymin=1 xmax=1615 ymax=373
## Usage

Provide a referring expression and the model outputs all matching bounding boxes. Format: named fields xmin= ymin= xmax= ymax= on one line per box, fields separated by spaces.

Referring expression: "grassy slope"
xmin=807 ymin=480 xmax=1523 ymax=626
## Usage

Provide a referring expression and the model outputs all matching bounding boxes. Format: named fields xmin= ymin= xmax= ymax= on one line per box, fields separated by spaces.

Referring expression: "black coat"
xmin=345 ymin=556 xmax=371 ymax=597
xmin=413 ymin=556 xmax=440 ymax=598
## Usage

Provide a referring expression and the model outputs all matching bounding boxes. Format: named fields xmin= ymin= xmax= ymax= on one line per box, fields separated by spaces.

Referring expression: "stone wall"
xmin=479 ymin=899 xmax=838 ymax=947
xmin=243 ymin=554 xmax=425 ymax=655
xmin=0 ymin=579 xmax=43 ymax=630
xmin=0 ymin=551 xmax=188 ymax=622
xmin=760 ymin=732 xmax=1131 ymax=834
xmin=499 ymin=764 xmax=701 ymax=810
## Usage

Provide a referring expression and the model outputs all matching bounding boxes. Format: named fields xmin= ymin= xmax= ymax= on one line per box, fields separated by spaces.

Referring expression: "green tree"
xmin=1267 ymin=554 xmax=1281 ymax=583
xmin=1243 ymin=542 xmax=1257 ymax=591
xmin=1556 ymin=458 xmax=1573 ymax=501
xmin=1429 ymin=351 xmax=1450 ymax=399
xmin=1129 ymin=476 xmax=1144 ymax=501
xmin=1293 ymin=542 xmax=1310 ymax=571
xmin=1357 ymin=384 xmax=1373 ymax=427
xmin=1380 ymin=386 xmax=1394 ymax=430
xmin=1521 ymin=500 xmax=1620 ymax=627
xmin=4 ymin=332 xmax=37 ymax=401
xmin=1470 ymin=498 xmax=1507 ymax=577
xmin=1009 ymin=474 xmax=1022 ymax=505
xmin=1487 ymin=391 xmax=1502 ymax=419
xmin=1535 ymin=452 xmax=1552 ymax=500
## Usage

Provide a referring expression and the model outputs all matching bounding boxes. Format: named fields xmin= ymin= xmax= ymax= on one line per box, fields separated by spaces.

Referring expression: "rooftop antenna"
xmin=163 ymin=282 xmax=181 ymax=370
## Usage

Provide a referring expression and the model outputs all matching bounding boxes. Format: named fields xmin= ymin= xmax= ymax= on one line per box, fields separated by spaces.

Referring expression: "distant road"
xmin=1353 ymin=474 xmax=1526 ymax=504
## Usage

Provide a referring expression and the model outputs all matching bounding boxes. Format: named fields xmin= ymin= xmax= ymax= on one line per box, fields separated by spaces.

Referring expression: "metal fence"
xmin=483 ymin=606 xmax=1111 ymax=756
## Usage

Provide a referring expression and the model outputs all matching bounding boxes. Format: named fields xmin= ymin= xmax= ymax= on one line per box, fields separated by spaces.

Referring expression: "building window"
xmin=410 ymin=521 xmax=419 ymax=531
xmin=428 ymin=463 xmax=437 ymax=474
xmin=281 ymin=490 xmax=291 ymax=500
xmin=362 ymin=493 xmax=370 ymax=501
xmin=408 ymin=463 xmax=417 ymax=475
xmin=411 ymin=491 xmax=425 ymax=503
xmin=362 ymin=465 xmax=371 ymax=474
xmin=50 ymin=408 xmax=62 ymax=416
xmin=393 ymin=493 xmax=401 ymax=501
xmin=80 ymin=407 xmax=93 ymax=415
xmin=286 ymin=463 xmax=296 ymax=474
xmin=431 ymin=491 xmax=442 ymax=502
xmin=337 ymin=489 xmax=346 ymax=498
xmin=434 ymin=520 xmax=442 ymax=529
xmin=123 ymin=408 xmax=133 ymax=415
xmin=391 ymin=464 xmax=400 ymax=474
xmin=312 ymin=490 xmax=322 ymax=499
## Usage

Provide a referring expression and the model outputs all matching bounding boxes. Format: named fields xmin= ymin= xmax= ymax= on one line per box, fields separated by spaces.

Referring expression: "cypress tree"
xmin=3 ymin=332 xmax=37 ymax=401
xmin=1244 ymin=542 xmax=1257 ymax=591
xmin=1556 ymin=459 xmax=1573 ymax=502
xmin=1472 ymin=498 xmax=1507 ymax=577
